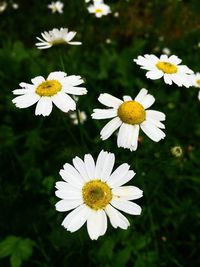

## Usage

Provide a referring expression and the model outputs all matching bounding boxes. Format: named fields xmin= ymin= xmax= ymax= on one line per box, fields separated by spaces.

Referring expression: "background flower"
xmin=92 ymin=89 xmax=166 ymax=151
xmin=35 ymin=28 xmax=82 ymax=49
xmin=134 ymin=54 xmax=193 ymax=87
xmin=12 ymin=71 xmax=87 ymax=116
xmin=87 ymin=0 xmax=111 ymax=18
xmin=48 ymin=1 xmax=64 ymax=14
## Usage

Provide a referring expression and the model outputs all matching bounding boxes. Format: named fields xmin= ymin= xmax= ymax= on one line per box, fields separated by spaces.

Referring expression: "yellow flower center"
xmin=35 ymin=80 xmax=62 ymax=97
xmin=96 ymin=8 xmax=103 ymax=13
xmin=156 ymin=61 xmax=178 ymax=74
xmin=196 ymin=79 xmax=200 ymax=86
xmin=50 ymin=38 xmax=66 ymax=45
xmin=82 ymin=180 xmax=112 ymax=210
xmin=118 ymin=100 xmax=146 ymax=125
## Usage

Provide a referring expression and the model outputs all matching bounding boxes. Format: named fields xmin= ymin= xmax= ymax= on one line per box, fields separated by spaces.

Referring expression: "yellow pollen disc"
xmin=35 ymin=80 xmax=62 ymax=97
xmin=118 ymin=100 xmax=146 ymax=125
xmin=50 ymin=38 xmax=66 ymax=45
xmin=156 ymin=61 xmax=178 ymax=74
xmin=82 ymin=180 xmax=112 ymax=210
xmin=96 ymin=8 xmax=103 ymax=13
xmin=196 ymin=79 xmax=200 ymax=86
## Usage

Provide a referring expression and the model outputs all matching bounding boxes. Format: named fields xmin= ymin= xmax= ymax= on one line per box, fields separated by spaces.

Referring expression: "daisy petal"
xmin=168 ymin=55 xmax=182 ymax=65
xmin=130 ymin=125 xmax=140 ymax=151
xmin=107 ymin=163 xmax=130 ymax=188
xmin=141 ymin=120 xmax=166 ymax=142
xmin=52 ymin=92 xmax=76 ymax=112
xmin=31 ymin=76 xmax=45 ymax=85
xmin=100 ymin=152 xmax=115 ymax=182
xmin=72 ymin=156 xmax=90 ymax=182
xmin=62 ymin=204 xmax=91 ymax=232
xmin=100 ymin=117 xmax=122 ymax=140
xmin=67 ymin=41 xmax=82 ymax=45
xmin=98 ymin=93 xmax=123 ymax=108
xmin=117 ymin=123 xmax=137 ymax=150
xmin=87 ymin=210 xmax=107 ymax=240
xmin=111 ymin=199 xmax=142 ymax=215
xmin=55 ymin=182 xmax=82 ymax=200
xmin=47 ymin=71 xmax=67 ymax=80
xmin=145 ymin=110 xmax=166 ymax=121
xmin=12 ymin=94 xmax=40 ymax=108
xmin=84 ymin=154 xmax=96 ymax=179
xmin=123 ymin=95 xmax=132 ymax=101
xmin=92 ymin=109 xmax=117 ymax=119
xmin=35 ymin=97 xmax=53 ymax=116
xmin=55 ymin=199 xmax=83 ymax=212
xmin=138 ymin=94 xmax=155 ymax=109
xmin=105 ymin=204 xmax=130 ymax=229
xmin=60 ymin=163 xmax=84 ymax=188
xmin=62 ymin=86 xmax=87 ymax=95
xmin=134 ymin=88 xmax=148 ymax=103
xmin=163 ymin=74 xmax=173 ymax=85
xmin=112 ymin=186 xmax=143 ymax=200
xmin=146 ymin=70 xmax=163 ymax=79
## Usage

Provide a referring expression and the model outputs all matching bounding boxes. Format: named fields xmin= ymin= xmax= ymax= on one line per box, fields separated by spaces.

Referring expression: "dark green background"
xmin=0 ymin=0 xmax=200 ymax=266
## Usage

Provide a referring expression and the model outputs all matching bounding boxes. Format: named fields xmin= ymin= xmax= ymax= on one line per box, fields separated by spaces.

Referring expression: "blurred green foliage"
xmin=0 ymin=0 xmax=200 ymax=266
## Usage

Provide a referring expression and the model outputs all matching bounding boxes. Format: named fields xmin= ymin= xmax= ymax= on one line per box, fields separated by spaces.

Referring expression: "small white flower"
xmin=105 ymin=38 xmax=111 ymax=44
xmin=35 ymin=28 xmax=82 ymax=49
xmin=48 ymin=1 xmax=64 ymax=13
xmin=92 ymin=89 xmax=166 ymax=151
xmin=198 ymin=90 xmax=200 ymax=101
xmin=12 ymin=2 xmax=18 ymax=9
xmin=190 ymin=72 xmax=200 ymax=88
xmin=134 ymin=54 xmax=193 ymax=87
xmin=162 ymin=48 xmax=171 ymax=55
xmin=87 ymin=0 xmax=111 ymax=18
xmin=0 ymin=1 xmax=7 ymax=13
xmin=69 ymin=110 xmax=87 ymax=125
xmin=114 ymin=11 xmax=119 ymax=17
xmin=12 ymin=71 xmax=87 ymax=116
xmin=55 ymin=150 xmax=143 ymax=240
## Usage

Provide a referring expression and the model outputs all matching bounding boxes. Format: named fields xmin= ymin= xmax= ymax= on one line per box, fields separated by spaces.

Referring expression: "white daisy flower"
xmin=12 ymin=3 xmax=19 ymax=9
xmin=12 ymin=71 xmax=87 ymax=116
xmin=55 ymin=150 xmax=143 ymax=240
xmin=35 ymin=28 xmax=82 ymax=49
xmin=92 ymin=89 xmax=166 ymax=151
xmin=48 ymin=1 xmax=64 ymax=13
xmin=87 ymin=0 xmax=111 ymax=18
xmin=190 ymin=72 xmax=200 ymax=88
xmin=162 ymin=47 xmax=171 ymax=55
xmin=134 ymin=54 xmax=193 ymax=87
xmin=69 ymin=110 xmax=87 ymax=125
xmin=0 ymin=1 xmax=7 ymax=13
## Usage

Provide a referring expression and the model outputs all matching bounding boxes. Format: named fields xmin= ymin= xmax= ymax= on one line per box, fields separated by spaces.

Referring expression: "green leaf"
xmin=0 ymin=236 xmax=18 ymax=258
xmin=10 ymin=251 xmax=22 ymax=267
xmin=0 ymin=236 xmax=34 ymax=267
xmin=134 ymin=251 xmax=157 ymax=267
xmin=114 ymin=247 xmax=132 ymax=267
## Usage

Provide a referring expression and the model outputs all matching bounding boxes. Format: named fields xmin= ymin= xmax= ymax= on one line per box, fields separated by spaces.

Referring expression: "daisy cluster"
xmin=11 ymin=4 xmax=199 ymax=240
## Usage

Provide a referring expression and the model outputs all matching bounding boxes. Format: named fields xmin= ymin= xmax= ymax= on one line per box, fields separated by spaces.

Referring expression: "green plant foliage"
xmin=0 ymin=0 xmax=200 ymax=267
xmin=0 ymin=236 xmax=35 ymax=267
